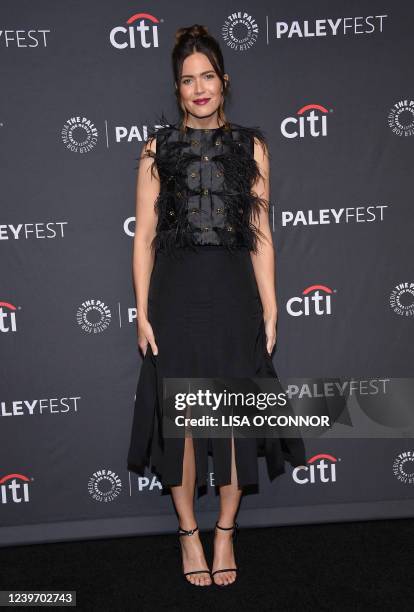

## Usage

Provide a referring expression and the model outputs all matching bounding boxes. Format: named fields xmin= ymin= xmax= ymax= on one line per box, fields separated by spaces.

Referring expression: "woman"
xmin=127 ymin=24 xmax=306 ymax=588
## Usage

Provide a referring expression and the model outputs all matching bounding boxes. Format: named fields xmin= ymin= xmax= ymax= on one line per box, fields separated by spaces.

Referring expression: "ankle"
xmin=216 ymin=519 xmax=237 ymax=530
xmin=178 ymin=519 xmax=198 ymax=533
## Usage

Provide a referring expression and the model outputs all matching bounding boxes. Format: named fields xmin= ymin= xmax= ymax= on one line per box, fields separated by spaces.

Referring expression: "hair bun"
xmin=175 ymin=24 xmax=209 ymax=45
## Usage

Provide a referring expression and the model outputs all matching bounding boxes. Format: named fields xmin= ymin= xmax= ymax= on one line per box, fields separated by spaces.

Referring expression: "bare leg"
xmin=212 ymin=437 xmax=242 ymax=585
xmin=170 ymin=436 xmax=212 ymax=586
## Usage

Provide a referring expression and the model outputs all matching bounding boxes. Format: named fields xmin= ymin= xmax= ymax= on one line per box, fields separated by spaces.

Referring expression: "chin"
xmin=192 ymin=104 xmax=218 ymax=116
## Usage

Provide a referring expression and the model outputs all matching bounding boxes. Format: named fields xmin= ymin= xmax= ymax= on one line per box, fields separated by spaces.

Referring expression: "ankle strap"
xmin=177 ymin=525 xmax=199 ymax=536
xmin=215 ymin=521 xmax=239 ymax=531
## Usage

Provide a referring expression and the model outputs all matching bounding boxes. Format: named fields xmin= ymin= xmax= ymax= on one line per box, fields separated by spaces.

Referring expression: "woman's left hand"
xmin=263 ymin=314 xmax=277 ymax=355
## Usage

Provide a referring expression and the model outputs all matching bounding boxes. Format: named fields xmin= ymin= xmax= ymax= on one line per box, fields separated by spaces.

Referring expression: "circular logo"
xmin=387 ymin=100 xmax=414 ymax=137
xmin=62 ymin=116 xmax=99 ymax=153
xmin=392 ymin=451 xmax=414 ymax=484
xmin=389 ymin=282 xmax=414 ymax=316
xmin=222 ymin=12 xmax=259 ymax=51
xmin=76 ymin=299 xmax=112 ymax=333
xmin=88 ymin=469 xmax=122 ymax=502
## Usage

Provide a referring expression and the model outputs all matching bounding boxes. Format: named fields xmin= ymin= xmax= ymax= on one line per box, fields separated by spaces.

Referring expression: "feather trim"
xmin=134 ymin=113 xmax=270 ymax=255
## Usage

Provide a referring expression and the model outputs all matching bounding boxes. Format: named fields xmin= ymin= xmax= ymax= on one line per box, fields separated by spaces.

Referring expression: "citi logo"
xmin=0 ymin=301 xmax=18 ymax=332
xmin=292 ymin=453 xmax=339 ymax=484
xmin=0 ymin=473 xmax=31 ymax=504
xmin=286 ymin=284 xmax=335 ymax=317
xmin=281 ymin=103 xmax=330 ymax=138
xmin=110 ymin=13 xmax=160 ymax=50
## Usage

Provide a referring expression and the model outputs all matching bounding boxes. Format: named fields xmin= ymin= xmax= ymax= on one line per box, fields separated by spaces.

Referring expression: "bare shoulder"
xmin=140 ymin=122 xmax=177 ymax=160
xmin=253 ymin=135 xmax=269 ymax=153
xmin=140 ymin=132 xmax=157 ymax=160
xmin=253 ymin=136 xmax=269 ymax=167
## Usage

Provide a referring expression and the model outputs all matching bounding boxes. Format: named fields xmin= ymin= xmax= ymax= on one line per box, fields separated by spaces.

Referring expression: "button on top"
xmin=156 ymin=122 xmax=259 ymax=248
xmin=181 ymin=128 xmax=234 ymax=239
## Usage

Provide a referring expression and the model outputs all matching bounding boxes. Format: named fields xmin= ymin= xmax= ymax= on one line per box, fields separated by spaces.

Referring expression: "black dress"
xmin=127 ymin=118 xmax=306 ymax=493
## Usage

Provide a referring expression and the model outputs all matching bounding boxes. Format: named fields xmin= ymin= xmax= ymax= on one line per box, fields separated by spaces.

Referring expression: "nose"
xmin=194 ymin=79 xmax=205 ymax=96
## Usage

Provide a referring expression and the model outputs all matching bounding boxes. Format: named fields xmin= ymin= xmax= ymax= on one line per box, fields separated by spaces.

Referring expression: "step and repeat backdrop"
xmin=1 ymin=1 xmax=414 ymax=547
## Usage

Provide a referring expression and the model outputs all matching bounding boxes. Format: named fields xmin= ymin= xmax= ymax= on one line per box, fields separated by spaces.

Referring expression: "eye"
xmin=181 ymin=73 xmax=215 ymax=85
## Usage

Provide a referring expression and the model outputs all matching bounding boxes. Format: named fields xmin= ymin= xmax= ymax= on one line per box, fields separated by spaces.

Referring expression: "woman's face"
xmin=178 ymin=52 xmax=228 ymax=120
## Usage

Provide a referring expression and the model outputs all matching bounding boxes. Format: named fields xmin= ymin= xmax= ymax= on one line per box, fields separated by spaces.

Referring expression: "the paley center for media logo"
xmin=61 ymin=116 xmax=99 ymax=153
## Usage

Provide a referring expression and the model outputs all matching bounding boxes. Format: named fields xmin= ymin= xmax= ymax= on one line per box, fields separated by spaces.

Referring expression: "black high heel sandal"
xmin=211 ymin=521 xmax=239 ymax=586
xmin=177 ymin=525 xmax=212 ymax=586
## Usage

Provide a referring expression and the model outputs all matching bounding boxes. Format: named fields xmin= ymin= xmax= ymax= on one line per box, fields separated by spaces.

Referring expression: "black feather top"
xmin=136 ymin=113 xmax=269 ymax=256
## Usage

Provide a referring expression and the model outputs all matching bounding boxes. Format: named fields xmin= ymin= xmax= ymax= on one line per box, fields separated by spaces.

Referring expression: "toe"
xmin=221 ymin=570 xmax=235 ymax=585
xmin=214 ymin=574 xmax=224 ymax=586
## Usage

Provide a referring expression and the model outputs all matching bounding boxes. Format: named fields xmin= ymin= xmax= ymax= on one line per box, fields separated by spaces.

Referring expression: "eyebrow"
xmin=180 ymin=70 xmax=215 ymax=78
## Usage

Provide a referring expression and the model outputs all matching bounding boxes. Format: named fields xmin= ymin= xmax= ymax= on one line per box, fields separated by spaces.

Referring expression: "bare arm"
xmin=133 ymin=135 xmax=160 ymax=355
xmin=250 ymin=136 xmax=278 ymax=354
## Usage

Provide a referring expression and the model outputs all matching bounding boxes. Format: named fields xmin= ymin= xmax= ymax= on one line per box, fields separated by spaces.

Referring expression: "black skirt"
xmin=127 ymin=245 xmax=306 ymax=493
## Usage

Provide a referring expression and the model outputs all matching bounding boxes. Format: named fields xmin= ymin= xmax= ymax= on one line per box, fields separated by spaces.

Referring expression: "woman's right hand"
xmin=137 ymin=317 xmax=158 ymax=357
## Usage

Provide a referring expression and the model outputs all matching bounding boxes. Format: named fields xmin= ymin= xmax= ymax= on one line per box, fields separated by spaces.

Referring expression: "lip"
xmin=193 ymin=98 xmax=210 ymax=105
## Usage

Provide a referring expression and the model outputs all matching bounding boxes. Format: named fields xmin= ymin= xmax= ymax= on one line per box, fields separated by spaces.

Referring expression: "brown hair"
xmin=172 ymin=24 xmax=230 ymax=133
